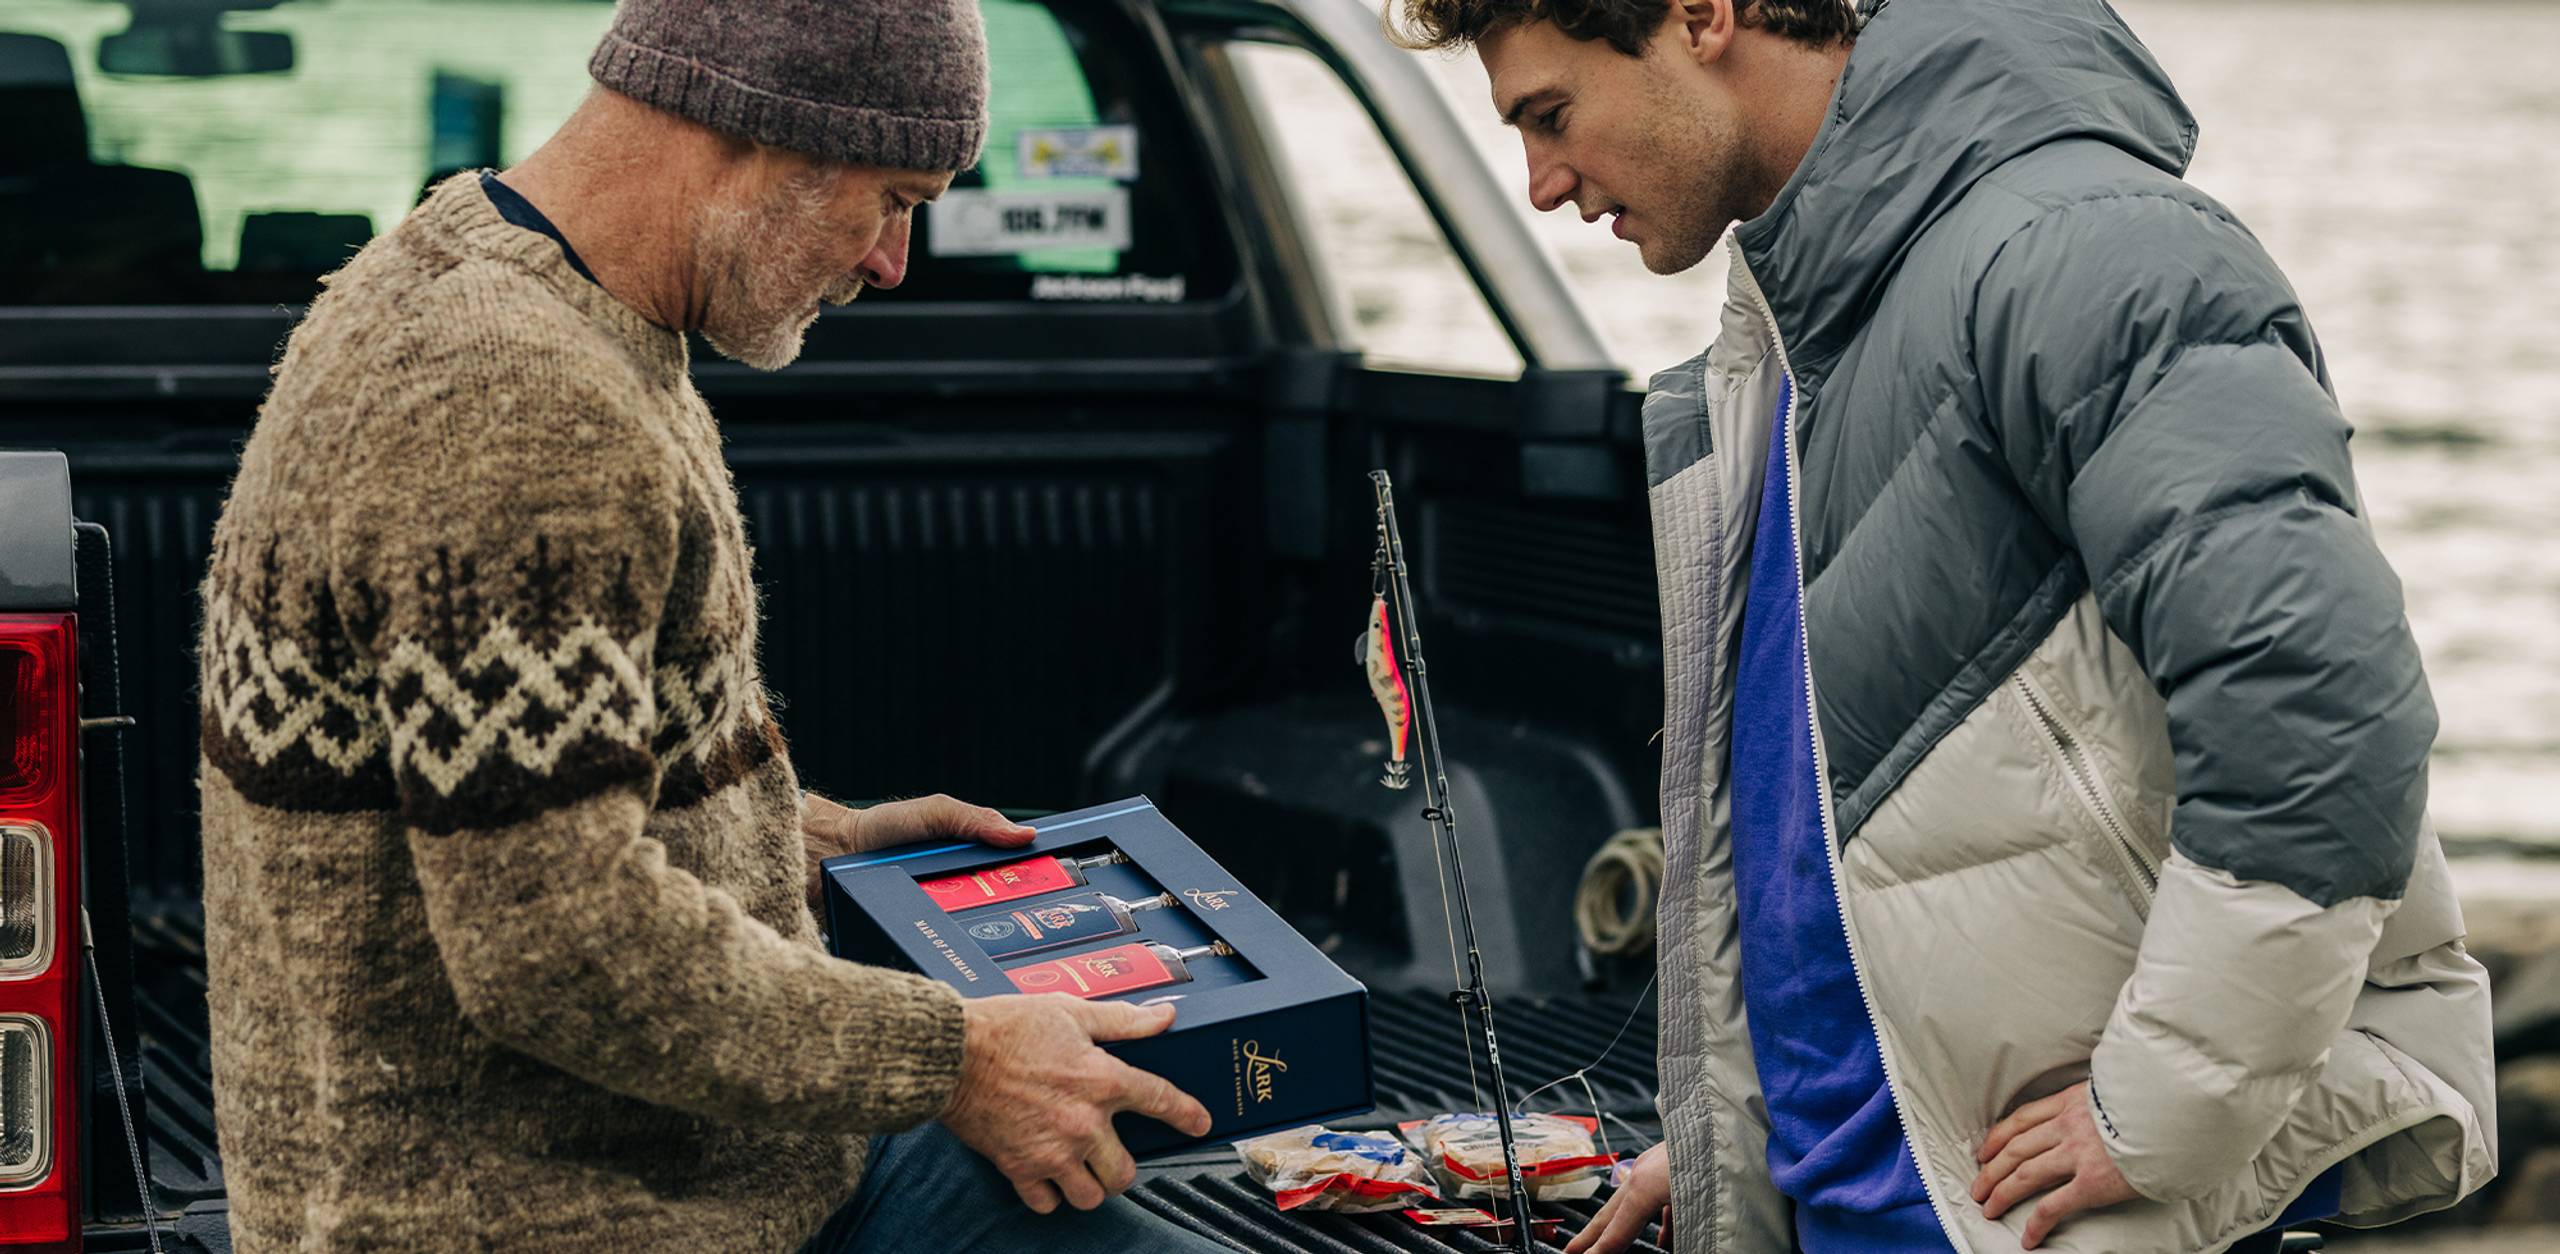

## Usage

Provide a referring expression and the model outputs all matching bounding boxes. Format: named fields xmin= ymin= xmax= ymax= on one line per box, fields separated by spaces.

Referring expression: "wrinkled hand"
xmin=940 ymin=995 xmax=1214 ymax=1213
xmin=1566 ymin=1142 xmax=1670 ymax=1254
xmin=803 ymin=793 xmax=1036 ymax=904
xmin=1973 ymin=1082 xmax=2141 ymax=1248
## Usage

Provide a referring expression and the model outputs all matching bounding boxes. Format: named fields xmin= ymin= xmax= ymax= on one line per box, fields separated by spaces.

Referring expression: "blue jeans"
xmin=797 ymin=1124 xmax=1231 ymax=1254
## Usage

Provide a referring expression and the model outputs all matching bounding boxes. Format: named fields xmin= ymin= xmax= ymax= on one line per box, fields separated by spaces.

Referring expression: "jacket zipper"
xmin=1728 ymin=247 xmax=1973 ymax=1254
xmin=2010 ymin=671 xmax=2159 ymax=906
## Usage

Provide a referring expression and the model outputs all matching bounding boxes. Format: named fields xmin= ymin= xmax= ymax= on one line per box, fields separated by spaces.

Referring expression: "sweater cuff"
xmin=847 ymin=973 xmax=969 ymax=1132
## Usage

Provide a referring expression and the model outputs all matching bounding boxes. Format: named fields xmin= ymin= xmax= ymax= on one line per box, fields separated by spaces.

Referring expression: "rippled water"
xmin=23 ymin=0 xmax=2551 ymax=844
xmin=1334 ymin=0 xmax=2560 ymax=848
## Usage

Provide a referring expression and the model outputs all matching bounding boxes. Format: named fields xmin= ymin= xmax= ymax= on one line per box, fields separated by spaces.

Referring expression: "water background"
xmin=18 ymin=0 xmax=2555 ymax=848
xmin=1321 ymin=0 xmax=2560 ymax=850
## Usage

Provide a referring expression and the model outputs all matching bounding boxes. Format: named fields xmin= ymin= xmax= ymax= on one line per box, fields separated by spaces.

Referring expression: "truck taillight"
xmin=0 ymin=1017 xmax=48 ymax=1187
xmin=0 ymin=830 xmax=45 ymax=976
xmin=0 ymin=636 xmax=63 ymax=806
xmin=0 ymin=615 xmax=79 ymax=1250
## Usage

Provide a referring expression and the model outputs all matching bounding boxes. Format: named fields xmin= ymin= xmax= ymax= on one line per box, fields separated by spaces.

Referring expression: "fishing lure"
xmin=1356 ymin=588 xmax=1414 ymax=790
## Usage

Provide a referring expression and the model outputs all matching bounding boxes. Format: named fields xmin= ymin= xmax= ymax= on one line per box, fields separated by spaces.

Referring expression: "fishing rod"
xmin=1359 ymin=469 xmax=1539 ymax=1253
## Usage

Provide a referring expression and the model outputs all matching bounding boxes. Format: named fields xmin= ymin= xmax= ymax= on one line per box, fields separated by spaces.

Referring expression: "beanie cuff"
xmin=589 ymin=32 xmax=987 ymax=173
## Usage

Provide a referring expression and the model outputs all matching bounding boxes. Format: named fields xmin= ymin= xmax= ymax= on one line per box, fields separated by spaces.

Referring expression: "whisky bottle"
xmin=1005 ymin=940 xmax=1236 ymax=999
xmin=959 ymin=891 xmax=1177 ymax=959
xmin=917 ymin=851 xmax=1128 ymax=911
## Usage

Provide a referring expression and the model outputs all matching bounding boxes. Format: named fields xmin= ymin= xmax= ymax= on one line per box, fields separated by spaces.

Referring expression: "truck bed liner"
xmin=100 ymin=908 xmax=1669 ymax=1253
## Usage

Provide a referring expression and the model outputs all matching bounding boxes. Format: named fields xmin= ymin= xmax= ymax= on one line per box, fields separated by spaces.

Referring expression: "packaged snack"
xmin=1396 ymin=1113 xmax=1617 ymax=1202
xmin=1235 ymin=1125 xmax=1440 ymax=1212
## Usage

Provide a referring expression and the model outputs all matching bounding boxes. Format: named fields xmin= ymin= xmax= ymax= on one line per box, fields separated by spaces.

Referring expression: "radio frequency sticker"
xmin=927 ymin=187 xmax=1131 ymax=257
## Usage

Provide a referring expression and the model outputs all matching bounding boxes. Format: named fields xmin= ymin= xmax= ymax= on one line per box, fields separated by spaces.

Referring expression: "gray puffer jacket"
xmin=1642 ymin=1 xmax=2497 ymax=1250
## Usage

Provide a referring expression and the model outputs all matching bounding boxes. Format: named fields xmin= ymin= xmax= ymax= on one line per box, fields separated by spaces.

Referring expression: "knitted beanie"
xmin=588 ymin=0 xmax=989 ymax=173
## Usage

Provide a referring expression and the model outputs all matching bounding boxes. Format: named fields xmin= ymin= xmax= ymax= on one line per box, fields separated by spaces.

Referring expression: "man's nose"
xmin=1526 ymin=150 xmax=1577 ymax=215
xmin=858 ymin=212 xmax=912 ymax=289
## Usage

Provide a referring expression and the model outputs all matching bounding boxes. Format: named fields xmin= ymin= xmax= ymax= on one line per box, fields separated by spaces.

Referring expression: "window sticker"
xmin=1029 ymin=273 xmax=1187 ymax=303
xmin=1017 ymin=125 xmax=1140 ymax=181
xmin=928 ymin=187 xmax=1133 ymax=257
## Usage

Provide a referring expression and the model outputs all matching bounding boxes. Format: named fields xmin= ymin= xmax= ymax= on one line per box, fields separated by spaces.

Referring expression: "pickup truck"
xmin=0 ymin=0 xmax=1674 ymax=1250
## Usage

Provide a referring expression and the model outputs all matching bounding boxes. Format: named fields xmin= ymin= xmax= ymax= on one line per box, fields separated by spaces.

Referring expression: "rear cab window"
xmin=0 ymin=0 xmax=1235 ymax=312
xmin=880 ymin=0 xmax=1230 ymax=306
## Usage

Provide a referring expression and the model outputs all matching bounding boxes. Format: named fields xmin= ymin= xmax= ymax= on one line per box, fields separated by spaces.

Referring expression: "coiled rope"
xmin=1575 ymin=827 xmax=1664 ymax=957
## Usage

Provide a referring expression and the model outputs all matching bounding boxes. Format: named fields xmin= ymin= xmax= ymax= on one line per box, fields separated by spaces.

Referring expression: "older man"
xmin=194 ymin=2 xmax=1226 ymax=1251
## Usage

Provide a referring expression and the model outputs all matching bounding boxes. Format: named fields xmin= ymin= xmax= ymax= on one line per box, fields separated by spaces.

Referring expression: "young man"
xmin=1388 ymin=1 xmax=2498 ymax=1251
xmin=196 ymin=2 xmax=1226 ymax=1250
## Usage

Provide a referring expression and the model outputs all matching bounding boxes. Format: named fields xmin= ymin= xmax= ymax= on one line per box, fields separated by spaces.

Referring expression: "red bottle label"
xmin=1005 ymin=942 xmax=1176 ymax=998
xmin=918 ymin=855 xmax=1078 ymax=910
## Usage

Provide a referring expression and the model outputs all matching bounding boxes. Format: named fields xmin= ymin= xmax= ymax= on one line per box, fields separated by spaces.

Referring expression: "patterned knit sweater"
xmin=197 ymin=175 xmax=966 ymax=1252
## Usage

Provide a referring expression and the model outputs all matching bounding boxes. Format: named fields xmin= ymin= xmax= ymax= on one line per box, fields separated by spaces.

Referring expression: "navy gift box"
xmin=822 ymin=796 xmax=1375 ymax=1157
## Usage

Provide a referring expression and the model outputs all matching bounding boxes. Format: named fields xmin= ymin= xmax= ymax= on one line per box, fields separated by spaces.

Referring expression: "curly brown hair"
xmin=1385 ymin=0 xmax=1860 ymax=55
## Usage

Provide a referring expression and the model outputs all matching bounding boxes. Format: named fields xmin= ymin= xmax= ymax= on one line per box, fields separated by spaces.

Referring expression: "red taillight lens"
xmin=0 ymin=614 xmax=78 ymax=1251
xmin=0 ymin=638 xmax=63 ymax=808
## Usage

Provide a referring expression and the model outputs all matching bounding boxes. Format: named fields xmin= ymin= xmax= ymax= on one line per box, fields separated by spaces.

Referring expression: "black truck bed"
xmin=96 ymin=905 xmax=1670 ymax=1254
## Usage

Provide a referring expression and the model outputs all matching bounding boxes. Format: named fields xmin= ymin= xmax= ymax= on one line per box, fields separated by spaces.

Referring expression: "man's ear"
xmin=1676 ymin=0 xmax=1740 ymax=67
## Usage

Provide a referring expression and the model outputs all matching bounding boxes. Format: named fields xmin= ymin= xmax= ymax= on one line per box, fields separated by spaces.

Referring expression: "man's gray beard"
xmin=698 ymin=172 xmax=845 ymax=372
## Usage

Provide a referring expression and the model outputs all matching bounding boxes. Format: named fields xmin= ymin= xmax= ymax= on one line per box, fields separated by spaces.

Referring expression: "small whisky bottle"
xmin=958 ymin=891 xmax=1178 ymax=959
xmin=1005 ymin=940 xmax=1237 ymax=999
xmin=917 ymin=851 xmax=1128 ymax=911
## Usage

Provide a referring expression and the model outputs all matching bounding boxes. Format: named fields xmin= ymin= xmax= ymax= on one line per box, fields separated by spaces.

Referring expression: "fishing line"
xmin=1509 ymin=971 xmax=1655 ymax=1111
xmin=1509 ymin=971 xmax=1658 ymax=1164
xmin=1410 ymin=694 xmax=1483 ymax=1112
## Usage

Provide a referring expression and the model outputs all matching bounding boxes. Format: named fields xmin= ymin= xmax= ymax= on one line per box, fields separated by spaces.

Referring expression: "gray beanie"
xmin=588 ymin=0 xmax=989 ymax=173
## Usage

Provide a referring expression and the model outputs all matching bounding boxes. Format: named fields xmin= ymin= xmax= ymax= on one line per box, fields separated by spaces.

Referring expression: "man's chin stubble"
xmin=1643 ymin=239 xmax=1716 ymax=276
xmin=704 ymin=305 xmax=822 ymax=372
xmin=714 ymin=282 xmax=865 ymax=369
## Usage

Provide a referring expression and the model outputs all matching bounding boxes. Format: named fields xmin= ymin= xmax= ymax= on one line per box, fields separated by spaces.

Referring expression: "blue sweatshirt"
xmin=1730 ymin=379 xmax=1952 ymax=1252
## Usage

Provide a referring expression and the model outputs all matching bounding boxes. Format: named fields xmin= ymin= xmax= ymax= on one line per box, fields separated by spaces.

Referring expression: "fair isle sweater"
xmin=196 ymin=175 xmax=965 ymax=1252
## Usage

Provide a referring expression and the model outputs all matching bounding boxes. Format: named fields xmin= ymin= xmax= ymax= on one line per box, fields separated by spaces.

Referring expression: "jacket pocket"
xmin=2010 ymin=670 xmax=2158 ymax=912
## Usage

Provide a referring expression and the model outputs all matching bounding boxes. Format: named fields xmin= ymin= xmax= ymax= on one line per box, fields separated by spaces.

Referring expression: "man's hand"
xmin=1566 ymin=1142 xmax=1669 ymax=1254
xmin=939 ymin=995 xmax=1214 ymax=1213
xmin=803 ymin=793 xmax=1036 ymax=904
xmin=1972 ymin=1082 xmax=2141 ymax=1249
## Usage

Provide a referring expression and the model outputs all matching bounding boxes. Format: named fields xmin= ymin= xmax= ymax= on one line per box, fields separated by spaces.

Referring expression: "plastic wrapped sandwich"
xmin=1397 ymin=1113 xmax=1617 ymax=1202
xmin=1235 ymin=1125 xmax=1440 ymax=1212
